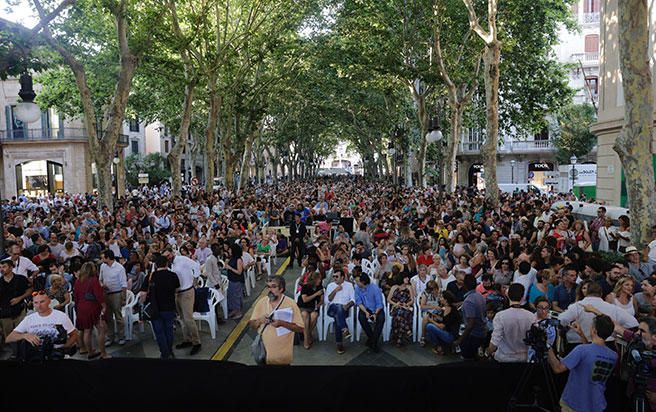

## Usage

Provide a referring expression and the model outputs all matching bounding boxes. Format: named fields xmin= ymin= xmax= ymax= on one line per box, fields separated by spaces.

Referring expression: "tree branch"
xmin=29 ymin=0 xmax=76 ymax=36
xmin=462 ymin=0 xmax=491 ymax=43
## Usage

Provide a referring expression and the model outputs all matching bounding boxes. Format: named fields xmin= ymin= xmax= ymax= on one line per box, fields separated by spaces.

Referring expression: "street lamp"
xmin=510 ymin=159 xmax=516 ymax=184
xmin=15 ymin=72 xmax=41 ymax=124
xmin=570 ymin=154 xmax=578 ymax=194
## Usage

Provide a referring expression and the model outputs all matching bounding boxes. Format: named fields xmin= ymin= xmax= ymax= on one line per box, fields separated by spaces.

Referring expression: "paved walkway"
xmin=2 ymin=257 xmax=460 ymax=366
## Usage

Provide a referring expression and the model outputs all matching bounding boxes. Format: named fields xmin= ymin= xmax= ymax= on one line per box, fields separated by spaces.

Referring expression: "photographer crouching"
xmin=6 ymin=290 xmax=78 ymax=362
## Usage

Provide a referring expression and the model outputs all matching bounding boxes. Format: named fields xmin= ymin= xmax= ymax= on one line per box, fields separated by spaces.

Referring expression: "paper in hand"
xmin=273 ymin=307 xmax=294 ymax=336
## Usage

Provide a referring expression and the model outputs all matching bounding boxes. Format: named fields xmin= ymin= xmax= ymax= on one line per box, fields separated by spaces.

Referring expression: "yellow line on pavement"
xmin=211 ymin=257 xmax=290 ymax=361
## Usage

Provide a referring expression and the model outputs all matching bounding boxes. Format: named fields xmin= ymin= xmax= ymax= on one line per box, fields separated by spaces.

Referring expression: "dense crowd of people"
xmin=2 ymin=176 xmax=656 ymax=409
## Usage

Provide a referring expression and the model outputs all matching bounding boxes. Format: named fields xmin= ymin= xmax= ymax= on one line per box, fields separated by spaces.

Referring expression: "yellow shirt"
xmin=250 ymin=295 xmax=303 ymax=365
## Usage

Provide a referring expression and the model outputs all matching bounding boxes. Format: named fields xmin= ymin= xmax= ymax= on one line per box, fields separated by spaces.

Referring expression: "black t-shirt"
xmin=446 ymin=282 xmax=467 ymax=303
xmin=0 ymin=275 xmax=30 ymax=318
xmin=297 ymin=284 xmax=322 ymax=311
xmin=141 ymin=269 xmax=180 ymax=312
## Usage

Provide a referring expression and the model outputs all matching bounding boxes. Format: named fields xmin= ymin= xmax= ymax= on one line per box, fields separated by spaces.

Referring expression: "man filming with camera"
xmin=547 ymin=314 xmax=617 ymax=412
xmin=6 ymin=290 xmax=78 ymax=360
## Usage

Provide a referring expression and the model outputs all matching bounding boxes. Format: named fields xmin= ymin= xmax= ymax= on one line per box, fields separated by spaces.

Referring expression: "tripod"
xmin=507 ymin=353 xmax=560 ymax=412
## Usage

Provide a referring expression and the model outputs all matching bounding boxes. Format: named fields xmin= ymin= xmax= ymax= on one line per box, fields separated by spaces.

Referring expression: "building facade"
xmin=0 ymin=77 xmax=148 ymax=199
xmin=455 ymin=0 xmax=601 ymax=192
xmin=591 ymin=0 xmax=656 ymax=207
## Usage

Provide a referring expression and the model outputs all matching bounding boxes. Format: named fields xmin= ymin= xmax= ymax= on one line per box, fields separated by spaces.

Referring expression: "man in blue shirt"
xmin=548 ymin=314 xmax=617 ymax=412
xmin=355 ymin=273 xmax=385 ymax=352
xmin=553 ymin=265 xmax=578 ymax=313
xmin=454 ymin=274 xmax=486 ymax=360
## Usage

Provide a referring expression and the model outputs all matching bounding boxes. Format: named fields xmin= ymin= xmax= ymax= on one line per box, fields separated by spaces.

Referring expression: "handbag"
xmin=142 ymin=273 xmax=159 ymax=321
xmin=251 ymin=297 xmax=285 ymax=365
xmin=84 ymin=282 xmax=97 ymax=301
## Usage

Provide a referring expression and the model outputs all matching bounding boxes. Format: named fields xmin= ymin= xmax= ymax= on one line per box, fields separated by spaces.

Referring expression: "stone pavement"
xmin=1 ymin=257 xmax=460 ymax=366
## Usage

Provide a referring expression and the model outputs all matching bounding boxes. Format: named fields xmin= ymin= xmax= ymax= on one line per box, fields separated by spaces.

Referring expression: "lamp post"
xmin=112 ymin=156 xmax=120 ymax=197
xmin=15 ymin=72 xmax=41 ymax=124
xmin=510 ymin=159 xmax=516 ymax=184
xmin=570 ymin=154 xmax=577 ymax=194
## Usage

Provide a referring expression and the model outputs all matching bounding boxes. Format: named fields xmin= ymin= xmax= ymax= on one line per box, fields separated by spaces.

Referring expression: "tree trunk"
xmin=96 ymin=156 xmax=113 ymax=209
xmin=410 ymin=83 xmax=429 ymax=187
xmin=614 ymin=0 xmax=656 ymax=251
xmin=205 ymin=74 xmax=221 ymax=193
xmin=239 ymin=133 xmax=256 ymax=190
xmin=169 ymin=79 xmax=196 ymax=196
xmin=224 ymin=153 xmax=237 ymax=192
xmin=480 ymin=42 xmax=501 ymax=206
xmin=445 ymin=104 xmax=464 ymax=192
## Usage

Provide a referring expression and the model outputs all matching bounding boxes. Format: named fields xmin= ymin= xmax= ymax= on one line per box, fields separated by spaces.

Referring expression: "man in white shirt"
xmin=170 ymin=245 xmax=202 ymax=355
xmin=8 ymin=244 xmax=39 ymax=278
xmin=487 ymin=283 xmax=535 ymax=362
xmin=99 ymin=250 xmax=127 ymax=346
xmin=324 ymin=268 xmax=355 ymax=354
xmin=7 ymin=291 xmax=78 ymax=358
xmin=194 ymin=238 xmax=212 ymax=265
xmin=559 ymin=282 xmax=638 ymax=346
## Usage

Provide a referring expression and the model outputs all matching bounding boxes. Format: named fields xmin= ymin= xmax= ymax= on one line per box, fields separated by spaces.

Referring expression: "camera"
xmin=623 ymin=335 xmax=655 ymax=389
xmin=18 ymin=325 xmax=73 ymax=363
xmin=524 ymin=318 xmax=560 ymax=360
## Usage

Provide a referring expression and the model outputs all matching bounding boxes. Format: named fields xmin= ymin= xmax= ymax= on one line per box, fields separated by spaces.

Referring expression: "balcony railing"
xmin=585 ymin=51 xmax=599 ymax=61
xmin=582 ymin=12 xmax=599 ymax=24
xmin=459 ymin=139 xmax=556 ymax=154
xmin=0 ymin=128 xmax=129 ymax=146
xmin=0 ymin=128 xmax=88 ymax=141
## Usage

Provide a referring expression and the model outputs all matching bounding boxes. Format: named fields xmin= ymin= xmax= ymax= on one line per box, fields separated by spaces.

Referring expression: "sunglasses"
xmin=32 ymin=290 xmax=47 ymax=297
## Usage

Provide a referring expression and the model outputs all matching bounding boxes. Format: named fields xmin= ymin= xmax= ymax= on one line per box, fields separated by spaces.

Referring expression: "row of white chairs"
xmin=293 ymin=276 xmax=424 ymax=345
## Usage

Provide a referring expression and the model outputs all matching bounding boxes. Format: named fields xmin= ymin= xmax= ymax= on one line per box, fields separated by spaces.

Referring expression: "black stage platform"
xmin=0 ymin=359 xmax=629 ymax=411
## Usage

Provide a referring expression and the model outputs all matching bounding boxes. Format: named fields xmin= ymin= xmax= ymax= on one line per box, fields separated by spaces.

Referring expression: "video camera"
xmin=17 ymin=325 xmax=74 ymax=363
xmin=623 ymin=335 xmax=656 ymax=389
xmin=524 ymin=318 xmax=560 ymax=360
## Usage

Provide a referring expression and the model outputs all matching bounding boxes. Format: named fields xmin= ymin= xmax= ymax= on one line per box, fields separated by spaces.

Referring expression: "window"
xmin=585 ymin=76 xmax=599 ymax=95
xmin=583 ymin=0 xmax=599 ymax=13
xmin=131 ymin=140 xmax=139 ymax=154
xmin=584 ymin=35 xmax=599 ymax=53
xmin=129 ymin=118 xmax=139 ymax=132
xmin=164 ymin=140 xmax=170 ymax=153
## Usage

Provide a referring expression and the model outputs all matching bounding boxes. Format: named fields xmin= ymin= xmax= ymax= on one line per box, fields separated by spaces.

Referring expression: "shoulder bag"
xmin=251 ymin=296 xmax=285 ymax=365
xmin=142 ymin=272 xmax=159 ymax=321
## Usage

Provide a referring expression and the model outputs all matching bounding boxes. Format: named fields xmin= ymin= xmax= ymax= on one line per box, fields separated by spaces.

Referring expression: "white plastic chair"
xmin=193 ymin=288 xmax=221 ymax=339
xmin=121 ymin=290 xmax=142 ymax=340
xmin=361 ymin=259 xmax=374 ymax=275
xmin=65 ymin=300 xmax=76 ymax=326
xmin=293 ymin=277 xmax=302 ymax=302
xmin=320 ymin=303 xmax=355 ymax=342
xmin=219 ymin=275 xmax=229 ymax=320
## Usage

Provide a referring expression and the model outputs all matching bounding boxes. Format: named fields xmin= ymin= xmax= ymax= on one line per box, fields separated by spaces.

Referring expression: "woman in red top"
xmin=416 ymin=245 xmax=434 ymax=267
xmin=73 ymin=262 xmax=109 ymax=359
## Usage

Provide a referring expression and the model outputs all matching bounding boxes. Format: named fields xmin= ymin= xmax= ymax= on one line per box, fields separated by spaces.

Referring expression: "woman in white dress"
xmin=605 ymin=276 xmax=635 ymax=316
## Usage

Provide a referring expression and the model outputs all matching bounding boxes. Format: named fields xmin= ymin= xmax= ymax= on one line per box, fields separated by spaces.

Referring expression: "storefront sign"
xmin=528 ymin=162 xmax=554 ymax=172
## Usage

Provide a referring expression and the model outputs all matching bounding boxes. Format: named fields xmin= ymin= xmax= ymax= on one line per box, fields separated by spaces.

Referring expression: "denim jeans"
xmin=425 ymin=324 xmax=455 ymax=346
xmin=357 ymin=309 xmax=385 ymax=347
xmin=327 ymin=304 xmax=349 ymax=343
xmin=151 ymin=311 xmax=176 ymax=358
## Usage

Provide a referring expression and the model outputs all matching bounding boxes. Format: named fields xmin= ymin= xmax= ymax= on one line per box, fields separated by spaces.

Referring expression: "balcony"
xmin=0 ymin=128 xmax=129 ymax=146
xmin=0 ymin=128 xmax=88 ymax=141
xmin=582 ymin=12 xmax=599 ymax=24
xmin=570 ymin=52 xmax=599 ymax=63
xmin=459 ymin=139 xmax=556 ymax=155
